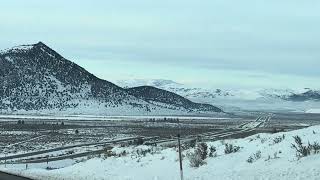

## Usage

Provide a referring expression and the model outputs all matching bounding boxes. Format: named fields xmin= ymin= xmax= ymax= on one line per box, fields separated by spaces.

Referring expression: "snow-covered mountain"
xmin=127 ymin=86 xmax=222 ymax=112
xmin=0 ymin=42 xmax=222 ymax=115
xmin=116 ymin=79 xmax=320 ymax=113
xmin=286 ymin=90 xmax=320 ymax=101
xmin=119 ymin=79 xmax=183 ymax=88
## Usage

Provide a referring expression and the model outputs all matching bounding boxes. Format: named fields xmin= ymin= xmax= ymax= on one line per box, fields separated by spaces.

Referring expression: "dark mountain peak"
xmin=33 ymin=41 xmax=52 ymax=51
xmin=0 ymin=43 xmax=222 ymax=115
xmin=35 ymin=41 xmax=45 ymax=46
xmin=32 ymin=42 xmax=64 ymax=59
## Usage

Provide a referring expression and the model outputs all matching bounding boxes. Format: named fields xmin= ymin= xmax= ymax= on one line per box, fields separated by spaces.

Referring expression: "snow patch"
xmin=306 ymin=109 xmax=320 ymax=114
xmin=4 ymin=56 xmax=14 ymax=63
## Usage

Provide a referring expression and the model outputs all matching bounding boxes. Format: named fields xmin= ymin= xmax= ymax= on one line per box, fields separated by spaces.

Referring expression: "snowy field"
xmin=1 ymin=113 xmax=320 ymax=179
xmin=0 ymin=115 xmax=247 ymax=161
xmin=306 ymin=109 xmax=320 ymax=114
xmin=1 ymin=125 xmax=320 ymax=179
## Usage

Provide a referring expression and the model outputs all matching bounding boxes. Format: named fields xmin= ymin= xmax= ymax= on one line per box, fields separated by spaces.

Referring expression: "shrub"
xmin=254 ymin=150 xmax=262 ymax=159
xmin=198 ymin=143 xmax=208 ymax=160
xmin=265 ymin=151 xmax=281 ymax=161
xmin=247 ymin=156 xmax=254 ymax=163
xmin=310 ymin=142 xmax=320 ymax=154
xmin=133 ymin=138 xmax=144 ymax=145
xmin=260 ymin=138 xmax=267 ymax=144
xmin=291 ymin=136 xmax=311 ymax=158
xmin=136 ymin=148 xmax=151 ymax=157
xmin=120 ymin=150 xmax=127 ymax=157
xmin=187 ymin=143 xmax=209 ymax=167
xmin=273 ymin=135 xmax=285 ymax=144
xmin=67 ymin=150 xmax=74 ymax=155
xmin=87 ymin=154 xmax=95 ymax=160
xmin=291 ymin=136 xmax=320 ymax=159
xmin=265 ymin=155 xmax=271 ymax=161
xmin=184 ymin=139 xmax=197 ymax=149
xmin=224 ymin=143 xmax=240 ymax=154
xmin=220 ymin=140 xmax=226 ymax=145
xmin=103 ymin=150 xmax=116 ymax=159
xmin=187 ymin=151 xmax=206 ymax=168
xmin=209 ymin=146 xmax=217 ymax=157
xmin=247 ymin=150 xmax=261 ymax=163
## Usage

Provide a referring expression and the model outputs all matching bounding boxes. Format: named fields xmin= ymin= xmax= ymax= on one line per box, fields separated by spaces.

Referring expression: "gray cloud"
xmin=1 ymin=0 xmax=320 ymax=88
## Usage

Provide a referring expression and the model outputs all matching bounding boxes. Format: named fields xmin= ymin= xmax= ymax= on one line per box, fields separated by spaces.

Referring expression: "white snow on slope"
xmin=306 ymin=109 xmax=320 ymax=114
xmin=0 ymin=99 xmax=222 ymax=116
xmin=2 ymin=125 xmax=320 ymax=180
xmin=117 ymin=79 xmax=183 ymax=88
xmin=0 ymin=44 xmax=35 ymax=54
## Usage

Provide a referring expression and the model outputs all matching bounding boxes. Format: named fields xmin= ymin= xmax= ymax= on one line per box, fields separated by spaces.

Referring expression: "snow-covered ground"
xmin=2 ymin=125 xmax=320 ymax=179
xmin=306 ymin=109 xmax=320 ymax=114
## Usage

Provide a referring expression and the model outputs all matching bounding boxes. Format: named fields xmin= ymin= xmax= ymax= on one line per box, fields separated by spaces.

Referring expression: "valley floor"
xmin=2 ymin=125 xmax=320 ymax=180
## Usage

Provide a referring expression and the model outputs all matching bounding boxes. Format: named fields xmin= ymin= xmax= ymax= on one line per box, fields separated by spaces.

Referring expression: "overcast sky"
xmin=1 ymin=0 xmax=320 ymax=89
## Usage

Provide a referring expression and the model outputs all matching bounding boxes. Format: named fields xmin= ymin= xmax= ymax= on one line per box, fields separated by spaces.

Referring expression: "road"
xmin=147 ymin=127 xmax=257 ymax=147
xmin=149 ymin=114 xmax=274 ymax=147
xmin=0 ymin=136 xmax=154 ymax=162
xmin=238 ymin=114 xmax=273 ymax=129
xmin=1 ymin=136 xmax=159 ymax=164
xmin=21 ymin=148 xmax=109 ymax=164
xmin=0 ymin=171 xmax=33 ymax=180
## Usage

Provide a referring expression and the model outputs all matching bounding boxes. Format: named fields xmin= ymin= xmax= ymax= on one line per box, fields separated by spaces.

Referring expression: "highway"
xmin=0 ymin=136 xmax=158 ymax=162
xmin=238 ymin=114 xmax=273 ymax=129
xmin=0 ymin=171 xmax=33 ymax=180
xmin=147 ymin=127 xmax=257 ymax=147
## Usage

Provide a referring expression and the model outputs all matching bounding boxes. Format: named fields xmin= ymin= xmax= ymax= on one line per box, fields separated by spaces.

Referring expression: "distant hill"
xmin=286 ymin=90 xmax=320 ymax=102
xmin=126 ymin=86 xmax=222 ymax=113
xmin=117 ymin=79 xmax=320 ymax=112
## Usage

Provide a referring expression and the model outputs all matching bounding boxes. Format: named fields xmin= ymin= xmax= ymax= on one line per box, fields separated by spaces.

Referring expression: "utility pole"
xmin=4 ymin=153 xmax=6 ymax=168
xmin=177 ymin=118 xmax=184 ymax=180
xmin=46 ymin=155 xmax=49 ymax=169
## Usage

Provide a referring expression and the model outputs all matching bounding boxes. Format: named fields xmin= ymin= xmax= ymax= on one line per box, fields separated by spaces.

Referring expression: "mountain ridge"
xmin=116 ymin=78 xmax=320 ymax=112
xmin=0 ymin=42 xmax=222 ymax=115
xmin=126 ymin=86 xmax=222 ymax=113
